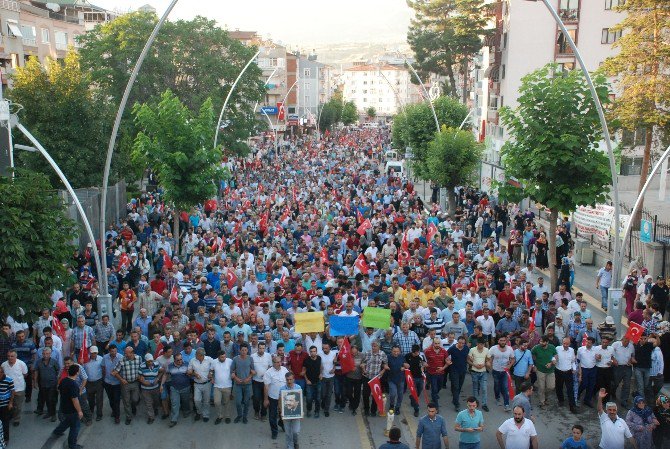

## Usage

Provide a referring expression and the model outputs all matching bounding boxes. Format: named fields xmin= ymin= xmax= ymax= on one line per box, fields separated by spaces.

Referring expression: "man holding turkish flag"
xmin=367 ymin=376 xmax=385 ymax=416
xmin=362 ymin=341 xmax=388 ymax=416
xmin=226 ymin=270 xmax=238 ymax=289
xmin=427 ymin=222 xmax=438 ymax=242
xmin=354 ymin=253 xmax=369 ymax=275
xmin=338 ymin=338 xmax=355 ymax=374
xmin=357 ymin=218 xmax=372 ymax=236
xmin=320 ymin=247 xmax=329 ymax=265
xmin=356 ymin=209 xmax=364 ymax=224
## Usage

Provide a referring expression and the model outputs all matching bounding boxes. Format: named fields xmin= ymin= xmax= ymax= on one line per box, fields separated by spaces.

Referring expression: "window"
xmin=41 ymin=28 xmax=50 ymax=44
xmin=559 ymin=0 xmax=579 ymax=21
xmin=7 ymin=22 xmax=23 ymax=38
xmin=557 ymin=62 xmax=575 ymax=72
xmin=557 ymin=29 xmax=577 ymax=54
xmin=560 ymin=0 xmax=578 ymax=8
xmin=605 ymin=0 xmax=624 ymax=10
xmin=503 ymin=32 xmax=508 ymax=49
xmin=501 ymin=65 xmax=506 ymax=79
xmin=363 ymin=98 xmax=367 ymax=102
xmin=601 ymin=28 xmax=622 ymax=44
xmin=21 ymin=25 xmax=36 ymax=46
xmin=500 ymin=96 xmax=504 ymax=108
xmin=363 ymin=90 xmax=367 ymax=94
xmin=55 ymin=30 xmax=68 ymax=50
xmin=10 ymin=53 xmax=19 ymax=69
xmin=303 ymin=68 xmax=310 ymax=77
xmin=363 ymin=81 xmax=367 ymax=85
xmin=304 ymin=96 xmax=310 ymax=104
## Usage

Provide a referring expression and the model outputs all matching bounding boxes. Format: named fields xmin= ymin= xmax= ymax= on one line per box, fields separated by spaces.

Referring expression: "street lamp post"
xmin=254 ymin=67 xmax=279 ymax=156
xmin=99 ymin=0 xmax=179 ymax=320
xmin=13 ymin=123 xmax=106 ymax=315
xmin=213 ymin=47 xmax=263 ymax=149
xmin=526 ymin=0 xmax=623 ymax=332
xmin=277 ymin=78 xmax=299 ymax=155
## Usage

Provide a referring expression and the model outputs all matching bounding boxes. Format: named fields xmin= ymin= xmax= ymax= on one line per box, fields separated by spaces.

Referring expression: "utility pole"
xmin=0 ymin=75 xmax=14 ymax=177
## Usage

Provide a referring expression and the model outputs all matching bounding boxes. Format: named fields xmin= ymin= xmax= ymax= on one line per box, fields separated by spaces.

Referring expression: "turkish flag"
xmin=153 ymin=342 xmax=164 ymax=359
xmin=169 ymin=284 xmax=180 ymax=304
xmin=357 ymin=209 xmax=364 ymax=224
xmin=51 ymin=312 xmax=66 ymax=340
xmin=117 ymin=252 xmax=130 ymax=271
xmin=401 ymin=231 xmax=409 ymax=251
xmin=163 ymin=253 xmax=173 ymax=270
xmin=79 ymin=331 xmax=90 ymax=364
xmin=427 ymin=223 xmax=438 ymax=242
xmin=226 ymin=270 xmax=238 ymax=289
xmin=430 ymin=259 xmax=436 ymax=275
xmin=234 ymin=221 xmax=242 ymax=234
xmin=277 ymin=102 xmax=285 ymax=121
xmin=320 ymin=247 xmax=329 ymax=265
xmin=355 ymin=254 xmax=369 ymax=275
xmin=439 ymin=264 xmax=447 ymax=278
xmin=624 ymin=321 xmax=644 ymax=344
xmin=357 ymin=219 xmax=372 ymax=236
xmin=405 ymin=370 xmax=419 ymax=403
xmin=524 ymin=290 xmax=531 ymax=309
xmin=259 ymin=212 xmax=269 ymax=234
xmin=242 ymin=199 xmax=251 ymax=210
xmin=425 ymin=244 xmax=433 ymax=260
xmin=344 ymin=197 xmax=351 ymax=211
xmin=582 ymin=332 xmax=588 ymax=347
xmin=368 ymin=375 xmax=385 ymax=415
xmin=506 ymin=369 xmax=515 ymax=400
xmin=398 ymin=249 xmax=410 ymax=267
xmin=339 ymin=338 xmax=355 ymax=374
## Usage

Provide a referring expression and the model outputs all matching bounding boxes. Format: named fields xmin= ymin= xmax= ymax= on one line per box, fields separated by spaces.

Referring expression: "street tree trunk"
xmin=461 ymin=59 xmax=469 ymax=105
xmin=548 ymin=209 xmax=559 ymax=291
xmin=633 ymin=127 xmax=653 ymax=228
xmin=173 ymin=211 xmax=180 ymax=259
xmin=446 ymin=62 xmax=458 ymax=99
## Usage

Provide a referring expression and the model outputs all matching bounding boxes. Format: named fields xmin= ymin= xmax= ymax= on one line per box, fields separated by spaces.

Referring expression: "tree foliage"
xmin=341 ymin=101 xmax=359 ymax=125
xmin=499 ymin=64 xmax=611 ymax=285
xmin=0 ymin=170 xmax=76 ymax=319
xmin=79 ymin=12 xmax=265 ymax=158
xmin=366 ymin=107 xmax=377 ymax=119
xmin=8 ymin=53 xmax=111 ymax=188
xmin=391 ymin=96 xmax=469 ymax=179
xmin=427 ymin=128 xmax=483 ymax=211
xmin=407 ymin=0 xmax=491 ymax=101
xmin=599 ymin=0 xmax=670 ymax=218
xmin=318 ymin=92 xmax=344 ymax=131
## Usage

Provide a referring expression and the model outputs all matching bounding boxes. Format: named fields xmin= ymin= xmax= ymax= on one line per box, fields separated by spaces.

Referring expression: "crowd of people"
xmin=0 ymin=126 xmax=669 ymax=449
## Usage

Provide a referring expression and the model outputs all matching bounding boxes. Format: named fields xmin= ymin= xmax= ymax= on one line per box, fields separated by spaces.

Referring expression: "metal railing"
xmin=0 ymin=0 xmax=19 ymax=12
xmin=22 ymin=37 xmax=37 ymax=46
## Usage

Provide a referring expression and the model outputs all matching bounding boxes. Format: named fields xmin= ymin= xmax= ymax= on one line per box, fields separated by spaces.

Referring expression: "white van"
xmin=384 ymin=150 xmax=398 ymax=161
xmin=385 ymin=160 xmax=405 ymax=176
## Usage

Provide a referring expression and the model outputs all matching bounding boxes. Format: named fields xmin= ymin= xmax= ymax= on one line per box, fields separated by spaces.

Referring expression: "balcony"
xmin=22 ymin=37 xmax=37 ymax=47
xmin=559 ymin=8 xmax=579 ymax=23
xmin=55 ymin=42 xmax=68 ymax=51
xmin=0 ymin=0 xmax=19 ymax=12
xmin=487 ymin=109 xmax=499 ymax=125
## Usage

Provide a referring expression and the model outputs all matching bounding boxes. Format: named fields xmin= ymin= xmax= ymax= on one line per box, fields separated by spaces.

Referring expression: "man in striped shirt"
xmin=424 ymin=308 xmax=445 ymax=334
xmin=0 ymin=365 xmax=14 ymax=445
xmin=138 ymin=354 xmax=163 ymax=424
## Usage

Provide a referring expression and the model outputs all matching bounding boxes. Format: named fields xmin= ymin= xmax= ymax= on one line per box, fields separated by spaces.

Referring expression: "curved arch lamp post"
xmin=275 ymin=78 xmax=299 ymax=155
xmin=98 ymin=0 xmax=179 ymax=315
xmin=253 ymin=67 xmax=279 ymax=155
xmin=14 ymin=123 xmax=104 ymax=310
xmin=525 ymin=0 xmax=622 ymax=330
xmin=403 ymin=58 xmax=440 ymax=134
xmin=213 ymin=47 xmax=263 ymax=149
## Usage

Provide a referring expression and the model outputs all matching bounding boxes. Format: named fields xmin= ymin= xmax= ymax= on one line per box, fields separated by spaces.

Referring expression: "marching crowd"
xmin=0 ymin=127 xmax=669 ymax=449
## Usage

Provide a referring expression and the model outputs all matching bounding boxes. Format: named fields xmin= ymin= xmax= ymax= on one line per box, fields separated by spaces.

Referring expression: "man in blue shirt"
xmin=512 ymin=340 xmax=534 ymax=393
xmin=447 ymin=337 xmax=470 ymax=411
xmin=455 ymin=396 xmax=484 ymax=449
xmin=416 ymin=403 xmax=449 ymax=449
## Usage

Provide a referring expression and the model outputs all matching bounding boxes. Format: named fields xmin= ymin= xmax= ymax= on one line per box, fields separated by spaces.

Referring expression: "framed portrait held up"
xmin=280 ymin=388 xmax=304 ymax=420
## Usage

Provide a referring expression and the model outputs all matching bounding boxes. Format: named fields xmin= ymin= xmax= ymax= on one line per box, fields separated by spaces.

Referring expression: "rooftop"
xmin=344 ymin=63 xmax=403 ymax=72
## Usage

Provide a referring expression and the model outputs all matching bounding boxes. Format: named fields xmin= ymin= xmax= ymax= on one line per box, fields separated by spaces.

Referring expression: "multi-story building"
xmin=476 ymin=0 xmax=625 ymax=167
xmin=342 ymin=62 xmax=422 ymax=120
xmin=297 ymin=52 xmax=326 ymax=128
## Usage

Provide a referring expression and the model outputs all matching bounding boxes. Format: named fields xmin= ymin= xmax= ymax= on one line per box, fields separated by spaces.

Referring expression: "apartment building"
xmin=342 ymin=62 xmax=422 ymax=119
xmin=475 ymin=0 xmax=625 ymax=165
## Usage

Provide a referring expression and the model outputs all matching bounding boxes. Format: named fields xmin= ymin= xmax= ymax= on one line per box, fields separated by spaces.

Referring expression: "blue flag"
xmin=329 ymin=315 xmax=360 ymax=336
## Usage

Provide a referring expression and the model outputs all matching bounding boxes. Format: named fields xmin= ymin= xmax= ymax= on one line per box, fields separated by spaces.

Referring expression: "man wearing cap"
xmin=188 ymin=348 xmax=214 ymax=422
xmin=138 ymin=353 xmax=162 ymax=424
xmin=83 ymin=346 xmax=104 ymax=422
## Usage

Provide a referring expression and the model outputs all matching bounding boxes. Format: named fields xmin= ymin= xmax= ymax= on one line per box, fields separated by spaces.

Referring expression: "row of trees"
xmin=392 ymin=96 xmax=483 ymax=212
xmin=318 ymin=91 xmax=358 ymax=131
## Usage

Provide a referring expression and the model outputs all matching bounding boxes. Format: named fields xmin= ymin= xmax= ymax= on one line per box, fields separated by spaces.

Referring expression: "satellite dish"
xmin=46 ymin=3 xmax=61 ymax=12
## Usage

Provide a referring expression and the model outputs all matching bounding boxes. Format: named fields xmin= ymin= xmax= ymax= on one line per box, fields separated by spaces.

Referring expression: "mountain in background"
xmin=299 ymin=41 xmax=412 ymax=65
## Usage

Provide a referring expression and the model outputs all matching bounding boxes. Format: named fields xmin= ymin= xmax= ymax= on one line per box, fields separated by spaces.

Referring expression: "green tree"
xmin=341 ymin=101 xmax=358 ymax=125
xmin=600 ymin=0 xmax=670 ymax=222
xmin=391 ymin=96 xmax=468 ymax=179
xmin=0 ymin=170 xmax=76 ymax=319
xmin=132 ymin=90 xmax=226 ymax=250
xmin=499 ymin=64 xmax=611 ymax=286
xmin=79 ymin=12 xmax=265 ymax=161
xmin=318 ymin=92 xmax=344 ymax=132
xmin=8 ymin=53 xmax=111 ymax=188
xmin=366 ymin=106 xmax=377 ymax=120
xmin=407 ymin=0 xmax=491 ymax=101
xmin=427 ymin=128 xmax=483 ymax=212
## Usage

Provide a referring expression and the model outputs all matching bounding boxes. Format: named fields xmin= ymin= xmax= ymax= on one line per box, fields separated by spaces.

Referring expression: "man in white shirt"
xmin=188 ymin=348 xmax=214 ymax=421
xmin=2 ymin=350 xmax=28 ymax=426
xmin=319 ymin=342 xmax=338 ymax=416
xmin=496 ymin=405 xmax=539 ymax=449
xmin=596 ymin=389 xmax=637 ymax=449
xmin=611 ymin=337 xmax=635 ymax=408
xmin=251 ymin=342 xmax=272 ymax=421
xmin=594 ymin=337 xmax=615 ymax=403
xmin=577 ymin=337 xmax=598 ymax=407
xmin=555 ymin=337 xmax=577 ymax=413
xmin=212 ymin=350 xmax=233 ymax=424
xmin=263 ymin=356 xmax=289 ymax=439
xmin=475 ymin=308 xmax=496 ymax=346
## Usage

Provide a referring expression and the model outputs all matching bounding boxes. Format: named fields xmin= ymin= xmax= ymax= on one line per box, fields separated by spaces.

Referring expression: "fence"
xmin=59 ymin=180 xmax=127 ymax=250
xmin=529 ymin=200 xmax=670 ymax=275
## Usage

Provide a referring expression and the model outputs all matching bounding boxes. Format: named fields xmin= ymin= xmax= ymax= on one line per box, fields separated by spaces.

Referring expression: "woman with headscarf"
xmin=625 ymin=395 xmax=659 ymax=449
xmin=654 ymin=394 xmax=670 ymax=449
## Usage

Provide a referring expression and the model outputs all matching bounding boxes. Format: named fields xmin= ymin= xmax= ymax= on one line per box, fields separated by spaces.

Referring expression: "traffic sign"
xmin=259 ymin=106 xmax=278 ymax=115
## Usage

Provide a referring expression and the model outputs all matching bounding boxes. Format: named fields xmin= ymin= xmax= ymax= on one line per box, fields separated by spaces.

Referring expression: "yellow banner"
xmin=294 ymin=311 xmax=325 ymax=333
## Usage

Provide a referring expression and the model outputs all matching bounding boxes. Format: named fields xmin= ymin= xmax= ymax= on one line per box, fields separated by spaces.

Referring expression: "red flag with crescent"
xmin=427 ymin=223 xmax=438 ymax=242
xmin=368 ymin=375 xmax=385 ymax=414
xmin=405 ymin=369 xmax=419 ymax=403
xmin=506 ymin=369 xmax=515 ymax=400
xmin=339 ymin=338 xmax=355 ymax=374
xmin=354 ymin=253 xmax=369 ymax=275
xmin=320 ymin=247 xmax=329 ymax=265
xmin=357 ymin=209 xmax=364 ymax=224
xmin=356 ymin=219 xmax=372 ymax=236
xmin=625 ymin=321 xmax=644 ymax=344
xmin=226 ymin=270 xmax=238 ymax=289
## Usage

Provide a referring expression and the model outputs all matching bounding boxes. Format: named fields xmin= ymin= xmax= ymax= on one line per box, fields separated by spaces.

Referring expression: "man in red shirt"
xmin=288 ymin=343 xmax=308 ymax=390
xmin=424 ymin=337 xmax=451 ymax=411
xmin=497 ymin=282 xmax=516 ymax=309
xmin=150 ymin=274 xmax=167 ymax=297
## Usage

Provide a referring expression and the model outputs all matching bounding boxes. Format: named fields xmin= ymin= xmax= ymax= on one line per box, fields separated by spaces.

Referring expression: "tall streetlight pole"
xmin=99 ymin=0 xmax=179 ymax=319
xmin=214 ymin=47 xmax=264 ymax=149
xmin=525 ymin=0 xmax=622 ymax=330
xmin=404 ymin=59 xmax=440 ymax=134
xmin=14 ymin=123 xmax=105 ymax=314
xmin=253 ymin=67 xmax=279 ymax=156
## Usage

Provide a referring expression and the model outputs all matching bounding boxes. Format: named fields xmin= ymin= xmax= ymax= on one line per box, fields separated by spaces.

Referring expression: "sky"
xmin=91 ymin=0 xmax=413 ymax=45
